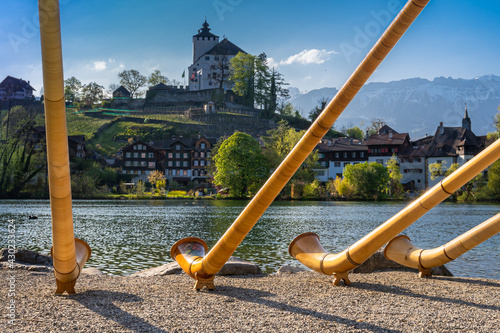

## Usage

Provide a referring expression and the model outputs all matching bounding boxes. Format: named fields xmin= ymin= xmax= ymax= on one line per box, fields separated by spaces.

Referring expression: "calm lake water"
xmin=1 ymin=199 xmax=499 ymax=280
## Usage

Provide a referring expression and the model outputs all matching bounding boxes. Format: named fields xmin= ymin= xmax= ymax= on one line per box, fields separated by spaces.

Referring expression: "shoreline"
xmin=2 ymin=269 xmax=499 ymax=332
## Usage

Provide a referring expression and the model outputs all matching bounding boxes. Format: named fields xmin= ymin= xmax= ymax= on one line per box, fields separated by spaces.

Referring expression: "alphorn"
xmin=289 ymin=139 xmax=500 ymax=285
xmin=39 ymin=0 xmax=91 ymax=294
xmin=384 ymin=212 xmax=500 ymax=277
xmin=171 ymin=0 xmax=431 ymax=290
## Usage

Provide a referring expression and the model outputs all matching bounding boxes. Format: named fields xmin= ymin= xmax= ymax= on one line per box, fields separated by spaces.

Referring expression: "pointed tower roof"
xmin=194 ymin=19 xmax=219 ymax=39
xmin=462 ymin=102 xmax=471 ymax=131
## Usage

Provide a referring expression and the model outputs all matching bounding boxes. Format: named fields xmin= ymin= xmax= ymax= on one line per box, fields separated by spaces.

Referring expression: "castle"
xmin=111 ymin=20 xmax=249 ymax=113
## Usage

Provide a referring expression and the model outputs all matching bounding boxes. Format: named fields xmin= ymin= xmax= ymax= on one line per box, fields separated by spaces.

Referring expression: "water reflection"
xmin=0 ymin=199 xmax=498 ymax=279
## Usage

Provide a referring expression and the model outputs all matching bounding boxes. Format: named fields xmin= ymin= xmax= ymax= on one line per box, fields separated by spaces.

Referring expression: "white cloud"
xmin=304 ymin=75 xmax=313 ymax=80
xmin=267 ymin=57 xmax=279 ymax=69
xmin=92 ymin=61 xmax=107 ymax=71
xmin=280 ymin=49 xmax=338 ymax=65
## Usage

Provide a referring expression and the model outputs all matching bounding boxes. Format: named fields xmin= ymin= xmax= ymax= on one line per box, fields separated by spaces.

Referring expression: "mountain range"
xmin=289 ymin=75 xmax=500 ymax=139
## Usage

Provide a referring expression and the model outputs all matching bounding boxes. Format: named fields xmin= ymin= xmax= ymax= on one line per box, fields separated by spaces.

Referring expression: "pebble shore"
xmin=1 ymin=269 xmax=499 ymax=332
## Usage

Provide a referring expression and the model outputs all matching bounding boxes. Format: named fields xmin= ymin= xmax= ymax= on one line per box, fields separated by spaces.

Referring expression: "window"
xmin=376 ymin=159 xmax=383 ymax=164
xmin=193 ymin=170 xmax=199 ymax=176
xmin=168 ymin=153 xmax=173 ymax=158
xmin=175 ymin=153 xmax=180 ymax=159
xmin=194 ymin=152 xmax=199 ymax=157
xmin=183 ymin=153 xmax=189 ymax=159
xmin=148 ymin=153 xmax=154 ymax=159
xmin=125 ymin=161 xmax=131 ymax=167
xmin=200 ymin=152 xmax=205 ymax=158
xmin=205 ymin=56 xmax=210 ymax=60
xmin=148 ymin=162 xmax=155 ymax=168
xmin=417 ymin=158 xmax=421 ymax=163
xmin=352 ymin=152 xmax=356 ymax=158
xmin=194 ymin=160 xmax=199 ymax=166
xmin=334 ymin=162 xmax=341 ymax=167
xmin=133 ymin=161 xmax=138 ymax=167
xmin=344 ymin=162 xmax=350 ymax=167
xmin=183 ymin=161 xmax=189 ymax=167
xmin=126 ymin=152 xmax=131 ymax=158
xmin=133 ymin=152 xmax=138 ymax=158
xmin=335 ymin=152 xmax=339 ymax=158
xmin=137 ymin=145 xmax=142 ymax=150
xmin=175 ymin=161 xmax=181 ymax=167
xmin=140 ymin=161 xmax=146 ymax=167
xmin=200 ymin=160 xmax=205 ymax=166
xmin=172 ymin=170 xmax=176 ymax=176
xmin=400 ymin=158 xmax=405 ymax=163
xmin=343 ymin=152 xmax=348 ymax=158
xmin=319 ymin=153 xmax=325 ymax=158
xmin=133 ymin=145 xmax=137 ymax=150
xmin=437 ymin=160 xmax=442 ymax=164
xmin=141 ymin=153 xmax=146 ymax=159
xmin=168 ymin=161 xmax=173 ymax=167
xmin=360 ymin=152 xmax=365 ymax=158
xmin=200 ymin=143 xmax=206 ymax=149
xmin=175 ymin=144 xmax=181 ymax=150
xmin=320 ymin=161 xmax=327 ymax=167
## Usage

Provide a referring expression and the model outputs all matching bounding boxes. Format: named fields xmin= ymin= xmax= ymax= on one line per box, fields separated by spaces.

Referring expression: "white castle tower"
xmin=193 ymin=20 xmax=219 ymax=63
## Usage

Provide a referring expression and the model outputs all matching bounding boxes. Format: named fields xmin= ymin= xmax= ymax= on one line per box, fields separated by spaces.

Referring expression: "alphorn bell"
xmin=384 ymin=212 xmax=500 ymax=277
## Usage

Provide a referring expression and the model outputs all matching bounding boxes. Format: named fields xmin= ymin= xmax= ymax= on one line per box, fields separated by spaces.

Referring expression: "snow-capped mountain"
xmin=290 ymin=75 xmax=500 ymax=138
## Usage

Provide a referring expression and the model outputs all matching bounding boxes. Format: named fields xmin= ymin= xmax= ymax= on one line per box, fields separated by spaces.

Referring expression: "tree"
xmin=262 ymin=120 xmax=319 ymax=185
xmin=118 ymin=69 xmax=147 ymax=98
xmin=210 ymin=55 xmax=231 ymax=90
xmin=213 ymin=132 xmax=269 ymax=197
xmin=148 ymin=69 xmax=169 ymax=87
xmin=148 ymin=170 xmax=166 ymax=189
xmin=487 ymin=160 xmax=500 ymax=197
xmin=277 ymin=102 xmax=295 ymax=117
xmin=254 ymin=53 xmax=270 ymax=111
xmin=345 ymin=126 xmax=364 ymax=140
xmin=428 ymin=161 xmax=459 ymax=181
xmin=0 ymin=106 xmax=46 ymax=198
xmin=386 ymin=155 xmax=404 ymax=198
xmin=230 ymin=52 xmax=256 ymax=107
xmin=268 ymin=67 xmax=290 ymax=114
xmin=309 ymin=97 xmax=329 ymax=122
xmin=64 ymin=76 xmax=82 ymax=103
xmin=343 ymin=162 xmax=389 ymax=199
xmin=82 ymin=82 xmax=104 ymax=106
xmin=366 ymin=118 xmax=386 ymax=136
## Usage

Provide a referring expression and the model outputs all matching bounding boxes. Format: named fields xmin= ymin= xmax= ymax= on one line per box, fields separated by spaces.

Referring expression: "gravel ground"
xmin=1 ymin=269 xmax=499 ymax=332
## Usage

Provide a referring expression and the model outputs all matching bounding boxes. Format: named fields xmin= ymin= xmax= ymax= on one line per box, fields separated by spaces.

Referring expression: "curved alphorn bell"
xmin=384 ymin=212 xmax=500 ymax=277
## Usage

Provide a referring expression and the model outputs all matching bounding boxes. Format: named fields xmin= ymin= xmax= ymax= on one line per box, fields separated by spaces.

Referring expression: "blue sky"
xmin=1 ymin=0 xmax=500 ymax=96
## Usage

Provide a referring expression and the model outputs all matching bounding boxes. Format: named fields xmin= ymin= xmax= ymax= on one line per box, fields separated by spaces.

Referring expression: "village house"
xmin=425 ymin=107 xmax=485 ymax=188
xmin=0 ymin=75 xmax=36 ymax=100
xmin=314 ymin=137 xmax=368 ymax=182
xmin=121 ymin=140 xmax=161 ymax=178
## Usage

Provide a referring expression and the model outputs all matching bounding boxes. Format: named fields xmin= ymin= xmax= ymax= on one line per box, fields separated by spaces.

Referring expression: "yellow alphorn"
xmin=172 ymin=0 xmax=431 ymax=290
xmin=39 ymin=0 xmax=91 ymax=294
xmin=289 ymin=139 xmax=500 ymax=285
xmin=384 ymin=213 xmax=500 ymax=277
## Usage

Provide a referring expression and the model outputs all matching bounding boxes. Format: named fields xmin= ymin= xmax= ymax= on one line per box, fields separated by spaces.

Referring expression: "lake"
xmin=1 ymin=199 xmax=499 ymax=280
